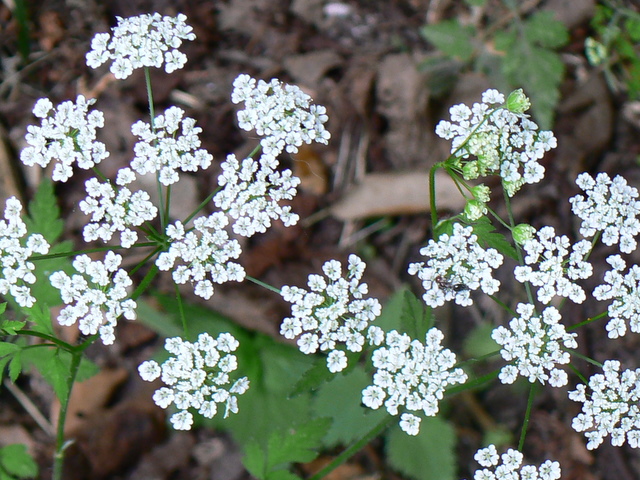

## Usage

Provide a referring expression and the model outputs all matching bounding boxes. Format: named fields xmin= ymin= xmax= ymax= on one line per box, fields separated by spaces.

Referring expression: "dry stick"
xmin=4 ymin=378 xmax=55 ymax=437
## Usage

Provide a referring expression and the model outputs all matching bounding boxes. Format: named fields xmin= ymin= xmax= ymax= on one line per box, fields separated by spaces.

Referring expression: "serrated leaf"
xmin=0 ymin=356 xmax=12 ymax=385
xmin=0 ymin=303 xmax=6 ymax=315
xmin=0 ymin=342 xmax=21 ymax=357
xmin=267 ymin=471 xmax=303 ymax=480
xmin=470 ymin=217 xmax=518 ymax=260
xmin=23 ymin=304 xmax=53 ymax=336
xmin=312 ymin=367 xmax=388 ymax=447
xmin=421 ymin=20 xmax=476 ymax=62
xmin=493 ymin=30 xmax=517 ymax=52
xmin=290 ymin=357 xmax=336 ymax=398
xmin=0 ymin=320 xmax=26 ymax=335
xmin=9 ymin=352 xmax=22 ymax=382
xmin=400 ymin=289 xmax=432 ymax=340
xmin=266 ymin=418 xmax=331 ymax=468
xmin=244 ymin=419 xmax=330 ymax=479
xmin=386 ymin=416 xmax=456 ymax=480
xmin=23 ymin=178 xmax=63 ymax=243
xmin=0 ymin=443 xmax=39 ymax=478
xmin=524 ymin=11 xmax=569 ymax=49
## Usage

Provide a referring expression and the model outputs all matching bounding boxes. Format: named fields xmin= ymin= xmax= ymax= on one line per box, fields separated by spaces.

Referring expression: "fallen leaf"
xmin=330 ymin=171 xmax=466 ymax=220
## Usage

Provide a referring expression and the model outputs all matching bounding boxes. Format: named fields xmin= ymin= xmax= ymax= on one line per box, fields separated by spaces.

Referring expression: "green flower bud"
xmin=585 ymin=37 xmax=607 ymax=66
xmin=464 ymin=199 xmax=487 ymax=221
xmin=471 ymin=184 xmax=491 ymax=203
xmin=506 ymin=89 xmax=531 ymax=114
xmin=512 ymin=223 xmax=535 ymax=245
xmin=462 ymin=161 xmax=479 ymax=180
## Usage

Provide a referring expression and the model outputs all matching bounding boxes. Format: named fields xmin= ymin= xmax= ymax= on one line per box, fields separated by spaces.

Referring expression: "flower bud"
xmin=506 ymin=89 xmax=531 ymax=114
xmin=464 ymin=199 xmax=487 ymax=221
xmin=512 ymin=223 xmax=535 ymax=245
xmin=471 ymin=184 xmax=491 ymax=203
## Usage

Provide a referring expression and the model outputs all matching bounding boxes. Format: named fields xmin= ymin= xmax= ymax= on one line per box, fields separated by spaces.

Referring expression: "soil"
xmin=1 ymin=1 xmax=640 ymax=479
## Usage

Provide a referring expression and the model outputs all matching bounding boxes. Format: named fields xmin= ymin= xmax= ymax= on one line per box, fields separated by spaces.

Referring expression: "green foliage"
xmin=470 ymin=217 xmax=518 ymax=261
xmin=386 ymin=416 xmax=456 ymax=480
xmin=312 ymin=367 xmax=388 ymax=447
xmin=23 ymin=347 xmax=98 ymax=403
xmin=22 ymin=178 xmax=72 ymax=309
xmin=420 ymin=4 xmax=568 ymax=129
xmin=0 ymin=444 xmax=38 ymax=479
xmin=588 ymin=1 xmax=640 ymax=99
xmin=243 ymin=418 xmax=331 ymax=480
xmin=463 ymin=322 xmax=499 ymax=358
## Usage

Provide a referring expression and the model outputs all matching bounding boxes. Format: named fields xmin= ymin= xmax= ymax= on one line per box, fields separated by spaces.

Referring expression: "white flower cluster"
xmin=492 ymin=303 xmax=576 ymax=387
xmin=408 ymin=223 xmax=503 ymax=308
xmin=131 ymin=106 xmax=213 ymax=186
xmin=471 ymin=444 xmax=561 ymax=480
xmin=20 ymin=96 xmax=108 ymax=182
xmin=49 ymin=252 xmax=136 ymax=345
xmin=0 ymin=197 xmax=50 ymax=308
xmin=570 ymin=360 xmax=640 ymax=450
xmin=79 ymin=171 xmax=158 ymax=248
xmin=155 ymin=214 xmax=246 ymax=300
xmin=86 ymin=13 xmax=196 ymax=79
xmin=361 ymin=328 xmax=467 ymax=435
xmin=514 ymin=226 xmax=593 ymax=304
xmin=231 ymin=74 xmax=330 ymax=156
xmin=213 ymin=153 xmax=300 ymax=237
xmin=435 ymin=89 xmax=557 ymax=196
xmin=138 ymin=332 xmax=250 ymax=431
xmin=280 ymin=255 xmax=383 ymax=373
xmin=570 ymin=172 xmax=640 ymax=254
xmin=593 ymin=255 xmax=640 ymax=338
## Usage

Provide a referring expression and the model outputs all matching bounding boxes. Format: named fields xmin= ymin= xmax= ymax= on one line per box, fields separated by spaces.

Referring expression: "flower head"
xmin=408 ymin=223 xmax=503 ymax=308
xmin=213 ymin=153 xmax=300 ymax=237
xmin=570 ymin=172 xmax=640 ymax=254
xmin=138 ymin=332 xmax=249 ymax=430
xmin=593 ymin=255 xmax=640 ymax=339
xmin=79 ymin=173 xmax=158 ymax=248
xmin=50 ymin=252 xmax=136 ymax=345
xmin=492 ymin=303 xmax=576 ymax=387
xmin=130 ymin=106 xmax=212 ymax=186
xmin=361 ymin=328 xmax=467 ymax=435
xmin=86 ymin=13 xmax=196 ymax=79
xmin=514 ymin=226 xmax=593 ymax=304
xmin=20 ymin=96 xmax=108 ymax=182
xmin=435 ymin=89 xmax=556 ymax=196
xmin=155 ymin=214 xmax=246 ymax=300
xmin=280 ymin=255 xmax=382 ymax=372
xmin=0 ymin=197 xmax=50 ymax=308
xmin=570 ymin=360 xmax=640 ymax=450
xmin=470 ymin=445 xmax=561 ymax=480
xmin=231 ymin=74 xmax=330 ymax=157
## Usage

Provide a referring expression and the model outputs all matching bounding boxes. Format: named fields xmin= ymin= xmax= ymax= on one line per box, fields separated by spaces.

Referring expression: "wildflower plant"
xmin=2 ymin=9 xmax=640 ymax=480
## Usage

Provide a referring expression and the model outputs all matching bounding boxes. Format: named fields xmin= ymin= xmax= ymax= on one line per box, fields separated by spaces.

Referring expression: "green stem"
xmin=517 ymin=382 xmax=538 ymax=451
xmin=51 ymin=349 xmax=83 ymax=480
xmin=174 ymin=283 xmax=188 ymax=339
xmin=28 ymin=242 xmax=156 ymax=262
xmin=308 ymin=416 xmax=393 ymax=480
xmin=246 ymin=275 xmax=281 ymax=294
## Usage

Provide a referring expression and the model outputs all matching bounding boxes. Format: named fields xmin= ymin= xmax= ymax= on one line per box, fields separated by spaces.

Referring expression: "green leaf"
xmin=267 ymin=472 xmax=303 ymax=480
xmin=386 ymin=416 xmax=456 ymax=480
xmin=8 ymin=352 xmax=22 ymax=383
xmin=244 ymin=418 xmax=331 ymax=479
xmin=420 ymin=20 xmax=476 ymax=62
xmin=523 ymin=11 xmax=569 ymax=49
xmin=312 ymin=367 xmax=388 ymax=447
xmin=0 ymin=342 xmax=21 ymax=357
xmin=0 ymin=303 xmax=6 ymax=315
xmin=462 ymin=322 xmax=499 ymax=358
xmin=470 ymin=217 xmax=518 ymax=260
xmin=400 ymin=290 xmax=433 ymax=340
xmin=290 ymin=357 xmax=336 ymax=398
xmin=23 ymin=304 xmax=53 ymax=336
xmin=0 ymin=444 xmax=38 ymax=478
xmin=23 ymin=178 xmax=63 ymax=243
xmin=0 ymin=320 xmax=26 ymax=335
